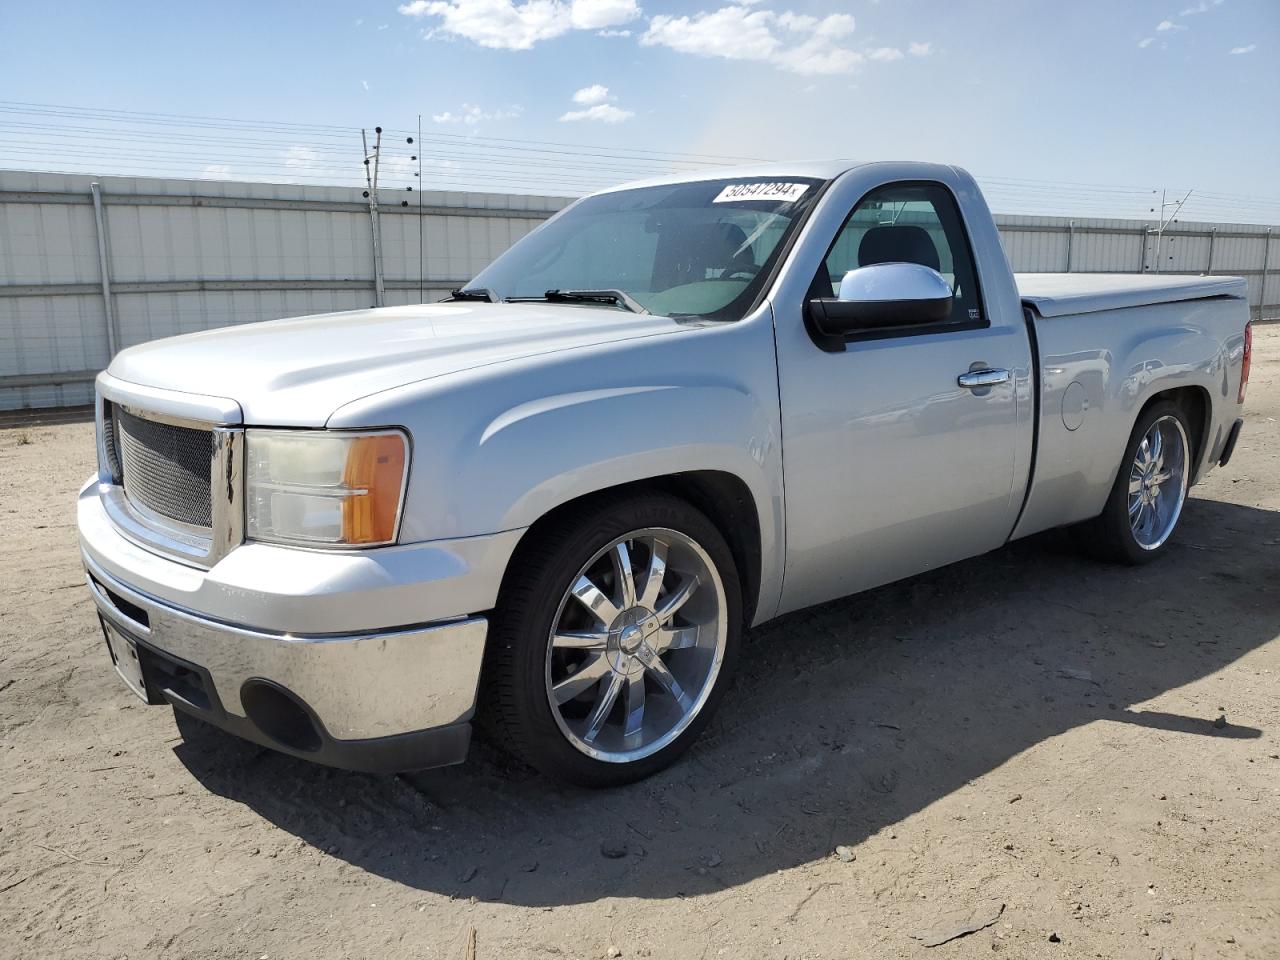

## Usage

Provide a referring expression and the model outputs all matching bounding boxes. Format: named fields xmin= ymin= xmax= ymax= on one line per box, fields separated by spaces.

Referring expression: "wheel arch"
xmin=498 ymin=472 xmax=765 ymax=627
xmin=1068 ymin=382 xmax=1205 ymax=565
xmin=1091 ymin=383 xmax=1210 ymax=520
xmin=1132 ymin=384 xmax=1211 ymax=483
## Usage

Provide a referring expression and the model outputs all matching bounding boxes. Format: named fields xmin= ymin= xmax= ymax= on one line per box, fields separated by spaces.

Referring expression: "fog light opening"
xmin=240 ymin=680 xmax=323 ymax=753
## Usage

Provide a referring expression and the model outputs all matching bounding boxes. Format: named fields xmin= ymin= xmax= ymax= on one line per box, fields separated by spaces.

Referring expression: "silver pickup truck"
xmin=77 ymin=161 xmax=1252 ymax=786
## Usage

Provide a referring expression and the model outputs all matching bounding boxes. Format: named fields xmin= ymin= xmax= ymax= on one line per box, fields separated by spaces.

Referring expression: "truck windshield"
xmin=462 ymin=177 xmax=827 ymax=322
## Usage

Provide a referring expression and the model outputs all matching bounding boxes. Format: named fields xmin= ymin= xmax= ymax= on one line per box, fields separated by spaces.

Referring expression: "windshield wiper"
xmin=507 ymin=288 xmax=649 ymax=315
xmin=448 ymin=287 xmax=496 ymax=302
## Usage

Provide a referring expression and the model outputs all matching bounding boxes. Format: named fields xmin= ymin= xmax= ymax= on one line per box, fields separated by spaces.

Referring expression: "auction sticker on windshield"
xmin=713 ymin=182 xmax=810 ymax=204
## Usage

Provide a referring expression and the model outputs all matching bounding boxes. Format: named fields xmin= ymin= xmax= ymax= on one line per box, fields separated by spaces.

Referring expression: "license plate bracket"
xmin=100 ymin=617 xmax=151 ymax=703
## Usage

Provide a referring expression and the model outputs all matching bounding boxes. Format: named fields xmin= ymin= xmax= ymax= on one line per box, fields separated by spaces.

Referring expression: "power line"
xmin=0 ymin=127 xmax=710 ymax=182
xmin=1 ymin=99 xmax=1277 ymax=223
xmin=0 ymin=100 xmax=758 ymax=165
xmin=0 ymin=158 xmax=594 ymax=194
xmin=0 ymin=144 xmax=628 ymax=188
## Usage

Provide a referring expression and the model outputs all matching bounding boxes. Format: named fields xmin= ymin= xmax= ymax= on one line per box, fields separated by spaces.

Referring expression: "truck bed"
xmin=1016 ymin=273 xmax=1248 ymax=318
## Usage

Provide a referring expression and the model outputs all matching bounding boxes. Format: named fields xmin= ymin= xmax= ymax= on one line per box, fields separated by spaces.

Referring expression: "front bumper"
xmin=78 ymin=477 xmax=522 ymax=772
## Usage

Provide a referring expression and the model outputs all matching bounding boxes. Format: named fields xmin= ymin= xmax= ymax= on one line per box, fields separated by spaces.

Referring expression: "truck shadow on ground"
xmin=173 ymin=495 xmax=1277 ymax=907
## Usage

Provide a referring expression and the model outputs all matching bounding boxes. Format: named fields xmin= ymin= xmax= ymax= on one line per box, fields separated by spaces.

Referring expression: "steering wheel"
xmin=722 ymin=262 xmax=760 ymax=281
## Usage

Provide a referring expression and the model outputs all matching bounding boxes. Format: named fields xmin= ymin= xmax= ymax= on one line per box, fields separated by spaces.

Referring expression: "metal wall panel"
xmin=0 ymin=169 xmax=573 ymax=411
xmin=0 ymin=201 xmax=101 ymax=285
xmin=1073 ymin=228 xmax=1144 ymax=273
xmin=1 ymin=168 xmax=1275 ymax=412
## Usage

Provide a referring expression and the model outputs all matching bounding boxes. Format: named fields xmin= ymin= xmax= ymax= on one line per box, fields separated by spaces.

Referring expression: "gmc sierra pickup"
xmin=77 ymin=161 xmax=1252 ymax=786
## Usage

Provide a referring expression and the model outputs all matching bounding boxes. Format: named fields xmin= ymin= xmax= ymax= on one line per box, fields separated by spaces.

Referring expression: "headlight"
xmin=245 ymin=430 xmax=408 ymax=547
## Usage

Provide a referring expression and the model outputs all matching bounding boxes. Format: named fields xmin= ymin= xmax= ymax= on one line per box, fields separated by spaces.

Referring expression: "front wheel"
xmin=1074 ymin=400 xmax=1192 ymax=564
xmin=484 ymin=493 xmax=742 ymax=787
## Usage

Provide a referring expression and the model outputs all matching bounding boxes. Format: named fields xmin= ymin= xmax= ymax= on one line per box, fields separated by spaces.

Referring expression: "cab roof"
xmin=591 ymin=159 xmax=867 ymax=195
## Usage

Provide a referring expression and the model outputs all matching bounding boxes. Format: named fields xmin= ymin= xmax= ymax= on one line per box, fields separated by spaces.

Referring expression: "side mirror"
xmin=807 ymin=262 xmax=953 ymax=339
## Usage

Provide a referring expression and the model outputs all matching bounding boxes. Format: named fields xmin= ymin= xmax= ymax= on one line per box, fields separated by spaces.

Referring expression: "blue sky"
xmin=0 ymin=0 xmax=1276 ymax=221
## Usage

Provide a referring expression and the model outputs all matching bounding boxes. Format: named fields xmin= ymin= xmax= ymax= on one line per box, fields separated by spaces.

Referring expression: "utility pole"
xmin=362 ymin=127 xmax=386 ymax=307
xmin=1151 ymin=189 xmax=1192 ymax=274
xmin=418 ymin=114 xmax=424 ymax=303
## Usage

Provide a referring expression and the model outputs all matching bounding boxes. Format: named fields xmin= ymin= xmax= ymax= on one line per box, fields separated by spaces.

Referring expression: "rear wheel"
xmin=484 ymin=493 xmax=742 ymax=787
xmin=1075 ymin=400 xmax=1192 ymax=564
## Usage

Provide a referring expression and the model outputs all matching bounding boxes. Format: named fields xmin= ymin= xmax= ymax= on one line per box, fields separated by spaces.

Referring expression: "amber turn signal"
xmin=341 ymin=434 xmax=407 ymax=545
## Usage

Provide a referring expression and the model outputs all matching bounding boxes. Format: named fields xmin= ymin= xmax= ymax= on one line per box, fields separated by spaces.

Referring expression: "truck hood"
xmin=107 ymin=302 xmax=686 ymax=426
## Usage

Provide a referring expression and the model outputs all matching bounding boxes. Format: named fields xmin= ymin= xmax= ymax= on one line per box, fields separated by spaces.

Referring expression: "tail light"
xmin=1238 ymin=321 xmax=1252 ymax=404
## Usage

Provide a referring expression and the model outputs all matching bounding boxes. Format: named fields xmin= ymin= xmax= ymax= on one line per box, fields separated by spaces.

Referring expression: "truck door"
xmin=774 ymin=177 xmax=1031 ymax=614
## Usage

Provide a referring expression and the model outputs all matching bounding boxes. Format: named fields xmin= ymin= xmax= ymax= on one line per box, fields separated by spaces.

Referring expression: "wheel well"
xmin=505 ymin=472 xmax=764 ymax=624
xmin=1139 ymin=385 xmax=1210 ymax=475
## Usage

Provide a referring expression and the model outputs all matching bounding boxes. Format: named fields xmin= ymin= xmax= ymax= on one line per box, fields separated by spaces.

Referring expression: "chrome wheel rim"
xmin=1128 ymin=415 xmax=1189 ymax=551
xmin=545 ymin=527 xmax=728 ymax=763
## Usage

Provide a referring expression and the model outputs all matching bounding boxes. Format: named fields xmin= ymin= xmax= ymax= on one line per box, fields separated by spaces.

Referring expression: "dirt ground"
xmin=2 ymin=329 xmax=1278 ymax=960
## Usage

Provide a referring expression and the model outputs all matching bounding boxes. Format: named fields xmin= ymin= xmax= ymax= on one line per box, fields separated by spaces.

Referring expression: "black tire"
xmin=1072 ymin=400 xmax=1192 ymax=565
xmin=482 ymin=491 xmax=742 ymax=787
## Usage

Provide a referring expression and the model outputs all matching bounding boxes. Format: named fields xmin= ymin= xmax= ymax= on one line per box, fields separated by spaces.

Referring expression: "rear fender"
xmin=1013 ymin=297 xmax=1243 ymax=540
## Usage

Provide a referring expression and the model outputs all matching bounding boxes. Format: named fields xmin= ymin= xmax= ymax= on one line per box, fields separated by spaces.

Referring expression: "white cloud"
xmin=278 ymin=146 xmax=342 ymax=183
xmin=1229 ymin=43 xmax=1256 ymax=54
xmin=431 ymin=103 xmax=522 ymax=124
xmin=559 ymin=102 xmax=635 ymax=123
xmin=559 ymin=85 xmax=632 ymax=122
xmin=1179 ymin=0 xmax=1224 ymax=15
xmin=772 ymin=36 xmax=862 ymax=74
xmin=776 ymin=10 xmax=817 ymax=31
xmin=278 ymin=146 xmax=380 ymax=184
xmin=284 ymin=146 xmax=323 ymax=171
xmin=361 ymin=79 xmax=370 ymax=90
xmin=402 ymin=0 xmax=928 ymax=76
xmin=398 ymin=0 xmax=640 ymax=49
xmin=819 ymin=13 xmax=856 ymax=37
xmin=1156 ymin=19 xmax=1186 ymax=31
xmin=1138 ymin=37 xmax=1154 ymax=47
xmin=201 ymin=164 xmax=232 ymax=178
xmin=572 ymin=83 xmax=611 ymax=105
xmin=569 ymin=0 xmax=640 ymax=29
xmin=380 ymin=154 xmax=421 ymax=183
xmin=642 ymin=6 xmax=782 ymax=61
xmin=641 ymin=6 xmax=880 ymax=76
xmin=778 ymin=12 xmax=865 ymax=76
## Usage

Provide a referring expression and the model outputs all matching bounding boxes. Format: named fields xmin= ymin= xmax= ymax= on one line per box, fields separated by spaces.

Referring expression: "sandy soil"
xmin=2 ymin=329 xmax=1279 ymax=960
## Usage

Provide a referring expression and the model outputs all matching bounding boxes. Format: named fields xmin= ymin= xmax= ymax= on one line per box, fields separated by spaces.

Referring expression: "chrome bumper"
xmin=77 ymin=474 xmax=518 ymax=772
xmin=84 ymin=556 xmax=488 ymax=771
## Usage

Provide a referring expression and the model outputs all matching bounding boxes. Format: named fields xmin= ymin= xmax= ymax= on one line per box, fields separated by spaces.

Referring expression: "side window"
xmin=817 ymin=181 xmax=984 ymax=327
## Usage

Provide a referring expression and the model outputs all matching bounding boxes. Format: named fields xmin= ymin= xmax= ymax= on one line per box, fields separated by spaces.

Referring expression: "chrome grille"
xmin=114 ymin=407 xmax=214 ymax=529
xmin=100 ymin=404 xmax=122 ymax=481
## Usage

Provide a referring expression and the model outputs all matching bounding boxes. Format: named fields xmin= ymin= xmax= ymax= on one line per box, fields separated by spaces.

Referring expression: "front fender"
xmin=330 ymin=310 xmax=787 ymax=623
xmin=472 ymin=382 xmax=773 ymax=533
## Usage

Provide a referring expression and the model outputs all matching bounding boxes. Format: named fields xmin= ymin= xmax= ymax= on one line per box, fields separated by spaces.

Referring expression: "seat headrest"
xmin=718 ymin=222 xmax=749 ymax=251
xmin=655 ymin=221 xmax=753 ymax=286
xmin=858 ymin=225 xmax=941 ymax=272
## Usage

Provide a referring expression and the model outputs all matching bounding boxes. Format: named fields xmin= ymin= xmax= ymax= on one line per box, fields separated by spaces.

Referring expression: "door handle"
xmin=957 ymin=368 xmax=1010 ymax=389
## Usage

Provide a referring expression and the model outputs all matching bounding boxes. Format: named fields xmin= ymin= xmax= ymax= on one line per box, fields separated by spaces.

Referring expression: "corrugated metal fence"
xmin=997 ymin=212 xmax=1277 ymax=313
xmin=0 ymin=170 xmax=569 ymax=410
xmin=1 ymin=169 xmax=1275 ymax=412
